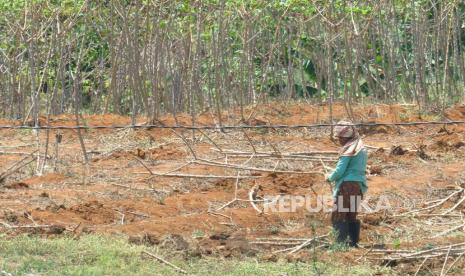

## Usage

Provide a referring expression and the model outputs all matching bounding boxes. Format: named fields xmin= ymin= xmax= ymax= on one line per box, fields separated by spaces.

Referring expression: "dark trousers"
xmin=331 ymin=181 xmax=362 ymax=223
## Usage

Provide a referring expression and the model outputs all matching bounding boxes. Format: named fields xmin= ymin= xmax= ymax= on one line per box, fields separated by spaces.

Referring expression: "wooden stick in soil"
xmin=288 ymin=233 xmax=330 ymax=254
xmin=0 ymin=221 xmax=56 ymax=229
xmin=241 ymin=129 xmax=257 ymax=154
xmin=0 ymin=144 xmax=34 ymax=149
xmin=0 ymin=151 xmax=36 ymax=175
xmin=142 ymin=251 xmax=187 ymax=274
xmin=0 ymin=152 xmax=37 ymax=182
xmin=355 ymin=246 xmax=374 ymax=262
xmin=443 ymin=251 xmax=465 ymax=275
xmin=133 ymin=156 xmax=258 ymax=179
xmin=370 ymin=243 xmax=465 ymax=261
xmin=53 ymin=132 xmax=62 ymax=172
xmin=112 ymin=208 xmax=150 ymax=218
xmin=254 ymin=237 xmax=309 ymax=241
xmin=222 ymin=155 xmax=337 ymax=162
xmin=171 ymin=129 xmax=197 ymax=160
xmin=197 ymin=129 xmax=224 ymax=154
xmin=194 ymin=158 xmax=323 ymax=175
xmin=134 ymin=157 xmax=155 ymax=175
xmin=250 ymin=241 xmax=302 ymax=246
xmin=148 ymin=162 xmax=194 ymax=178
xmin=431 ymin=221 xmax=465 ymax=238
xmin=395 ymin=188 xmax=464 ymax=216
xmin=207 ymin=211 xmax=234 ymax=225
xmin=273 ymin=241 xmax=327 ymax=254
xmin=216 ymin=174 xmax=240 ymax=211
xmin=138 ymin=172 xmax=258 ymax=179
xmin=402 ymin=242 xmax=465 ymax=257
xmin=320 ymin=158 xmax=334 ymax=194
xmin=213 ymin=148 xmax=339 ymax=156
xmin=0 ymin=151 xmax=49 ymax=157
xmin=440 ymin=246 xmax=452 ymax=276
xmin=414 ymin=257 xmax=429 ymax=276
xmin=441 ymin=194 xmax=465 ymax=215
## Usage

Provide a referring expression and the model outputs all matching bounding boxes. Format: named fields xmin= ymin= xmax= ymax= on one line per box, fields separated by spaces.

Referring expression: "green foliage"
xmin=0 ymin=0 xmax=464 ymax=116
xmin=392 ymin=238 xmax=401 ymax=249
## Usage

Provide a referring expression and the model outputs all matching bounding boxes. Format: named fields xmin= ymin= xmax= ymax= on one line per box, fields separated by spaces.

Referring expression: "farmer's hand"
xmin=325 ymin=173 xmax=332 ymax=182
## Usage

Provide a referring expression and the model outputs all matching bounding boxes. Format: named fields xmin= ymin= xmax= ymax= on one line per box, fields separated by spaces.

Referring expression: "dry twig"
xmin=142 ymin=250 xmax=187 ymax=274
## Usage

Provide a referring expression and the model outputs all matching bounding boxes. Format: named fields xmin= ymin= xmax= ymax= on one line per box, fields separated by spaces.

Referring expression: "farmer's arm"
xmin=327 ymin=156 xmax=350 ymax=182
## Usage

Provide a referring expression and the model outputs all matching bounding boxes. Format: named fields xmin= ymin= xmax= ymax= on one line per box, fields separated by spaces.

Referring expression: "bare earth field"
xmin=0 ymin=103 xmax=464 ymax=275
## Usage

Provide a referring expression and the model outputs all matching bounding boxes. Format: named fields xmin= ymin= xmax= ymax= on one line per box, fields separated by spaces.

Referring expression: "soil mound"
xmin=430 ymin=132 xmax=465 ymax=151
xmin=4 ymin=182 xmax=29 ymax=189
xmin=69 ymin=200 xmax=116 ymax=224
xmin=444 ymin=104 xmax=465 ymax=120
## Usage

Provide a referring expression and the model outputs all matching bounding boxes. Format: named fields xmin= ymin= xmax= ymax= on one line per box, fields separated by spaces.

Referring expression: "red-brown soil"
xmin=0 ymin=102 xmax=464 ymax=272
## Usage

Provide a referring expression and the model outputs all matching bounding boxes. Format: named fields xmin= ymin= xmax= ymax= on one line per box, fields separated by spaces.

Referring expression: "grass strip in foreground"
xmin=0 ymin=234 xmax=391 ymax=275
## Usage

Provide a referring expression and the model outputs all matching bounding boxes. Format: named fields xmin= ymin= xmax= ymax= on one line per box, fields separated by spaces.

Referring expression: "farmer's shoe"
xmin=333 ymin=221 xmax=350 ymax=245
xmin=348 ymin=220 xmax=361 ymax=247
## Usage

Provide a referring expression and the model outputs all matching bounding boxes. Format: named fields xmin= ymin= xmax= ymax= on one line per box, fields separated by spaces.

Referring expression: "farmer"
xmin=326 ymin=121 xmax=367 ymax=247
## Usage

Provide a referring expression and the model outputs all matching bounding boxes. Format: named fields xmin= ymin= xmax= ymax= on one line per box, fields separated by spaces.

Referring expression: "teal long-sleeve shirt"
xmin=327 ymin=149 xmax=368 ymax=198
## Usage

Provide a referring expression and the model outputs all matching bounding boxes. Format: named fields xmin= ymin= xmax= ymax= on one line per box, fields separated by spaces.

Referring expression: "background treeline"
xmin=0 ymin=0 xmax=464 ymax=124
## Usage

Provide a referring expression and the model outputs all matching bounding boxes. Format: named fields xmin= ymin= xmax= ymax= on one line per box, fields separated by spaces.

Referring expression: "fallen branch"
xmin=250 ymin=241 xmax=302 ymax=246
xmin=441 ymin=194 xmax=465 ymax=215
xmin=197 ymin=129 xmax=224 ymax=154
xmin=0 ymin=151 xmax=49 ymax=158
xmin=110 ymin=183 xmax=168 ymax=193
xmin=444 ymin=251 xmax=465 ymax=275
xmin=440 ymin=246 xmax=452 ymax=276
xmin=216 ymin=174 xmax=241 ymax=211
xmin=142 ymin=251 xmax=187 ymax=274
xmin=356 ymin=246 xmax=374 ymax=262
xmin=136 ymin=171 xmax=259 ymax=179
xmin=395 ymin=189 xmax=464 ymax=217
xmin=288 ymin=234 xmax=330 ymax=254
xmin=171 ymin=129 xmax=197 ymax=160
xmin=134 ymin=157 xmax=260 ymax=179
xmin=0 ymin=144 xmax=34 ymax=149
xmin=218 ymin=153 xmax=337 ymax=162
xmin=241 ymin=129 xmax=257 ymax=154
xmin=113 ymin=208 xmax=150 ymax=219
xmin=269 ymin=234 xmax=330 ymax=254
xmin=369 ymin=242 xmax=465 ymax=261
xmin=0 ymin=221 xmax=53 ymax=229
xmin=431 ymin=221 xmax=465 ymax=238
xmin=0 ymin=151 xmax=38 ymax=182
xmin=213 ymin=149 xmax=339 ymax=156
xmin=414 ymin=257 xmax=429 ymax=276
xmin=254 ymin=237 xmax=309 ymax=241
xmin=194 ymin=158 xmax=323 ymax=175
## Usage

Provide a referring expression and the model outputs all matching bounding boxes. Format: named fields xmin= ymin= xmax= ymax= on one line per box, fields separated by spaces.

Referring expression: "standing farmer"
xmin=326 ymin=121 xmax=368 ymax=247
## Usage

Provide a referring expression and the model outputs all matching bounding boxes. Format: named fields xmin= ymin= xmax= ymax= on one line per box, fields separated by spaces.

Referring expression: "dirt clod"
xmin=129 ymin=233 xmax=160 ymax=246
xmin=46 ymin=203 xmax=66 ymax=212
xmin=3 ymin=211 xmax=18 ymax=223
xmin=416 ymin=145 xmax=430 ymax=160
xmin=210 ymin=233 xmax=230 ymax=241
xmin=4 ymin=182 xmax=29 ymax=189
xmin=369 ymin=165 xmax=383 ymax=175
xmin=69 ymin=201 xmax=115 ymax=223
xmin=160 ymin=234 xmax=190 ymax=251
xmin=47 ymin=225 xmax=66 ymax=235
xmin=390 ymin=145 xmax=407 ymax=156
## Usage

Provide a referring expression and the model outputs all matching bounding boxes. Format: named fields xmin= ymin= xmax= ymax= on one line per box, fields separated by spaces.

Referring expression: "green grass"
xmin=0 ymin=234 xmax=392 ymax=275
